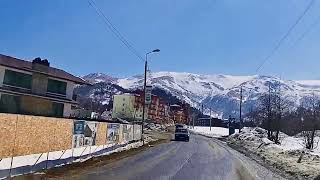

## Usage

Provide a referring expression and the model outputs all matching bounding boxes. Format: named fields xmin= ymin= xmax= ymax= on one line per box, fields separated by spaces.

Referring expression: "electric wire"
xmin=289 ymin=13 xmax=320 ymax=49
xmin=87 ymin=0 xmax=144 ymax=62
xmin=256 ymin=0 xmax=315 ymax=72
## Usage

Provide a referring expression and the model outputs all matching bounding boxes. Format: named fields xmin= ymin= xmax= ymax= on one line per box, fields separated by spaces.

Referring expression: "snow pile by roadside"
xmin=145 ymin=123 xmax=168 ymax=132
xmin=189 ymin=126 xmax=239 ymax=137
xmin=65 ymin=134 xmax=159 ymax=166
xmin=227 ymin=127 xmax=320 ymax=179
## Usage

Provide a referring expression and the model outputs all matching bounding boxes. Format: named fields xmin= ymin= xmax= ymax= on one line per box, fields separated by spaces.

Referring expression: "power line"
xmin=256 ymin=0 xmax=315 ymax=72
xmin=88 ymin=0 xmax=144 ymax=61
xmin=87 ymin=0 xmax=144 ymax=62
xmin=289 ymin=13 xmax=320 ymax=49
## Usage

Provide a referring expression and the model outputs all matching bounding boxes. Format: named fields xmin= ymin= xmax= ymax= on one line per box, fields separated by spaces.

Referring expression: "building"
xmin=133 ymin=92 xmax=148 ymax=120
xmin=156 ymin=100 xmax=167 ymax=123
xmin=0 ymin=54 xmax=88 ymax=117
xmin=170 ymin=104 xmax=188 ymax=124
xmin=193 ymin=116 xmax=225 ymax=127
xmin=148 ymin=95 xmax=159 ymax=121
xmin=112 ymin=94 xmax=141 ymax=120
xmin=134 ymin=90 xmax=169 ymax=123
xmin=112 ymin=91 xmax=169 ymax=123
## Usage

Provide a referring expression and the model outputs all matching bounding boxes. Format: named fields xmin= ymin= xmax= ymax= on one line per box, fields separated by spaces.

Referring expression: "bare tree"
xmin=301 ymin=92 xmax=319 ymax=150
xmin=253 ymin=81 xmax=289 ymax=143
xmin=256 ymin=83 xmax=273 ymax=140
xmin=271 ymin=81 xmax=289 ymax=144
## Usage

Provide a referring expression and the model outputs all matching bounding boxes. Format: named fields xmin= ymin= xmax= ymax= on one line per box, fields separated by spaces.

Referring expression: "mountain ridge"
xmin=79 ymin=71 xmax=320 ymax=118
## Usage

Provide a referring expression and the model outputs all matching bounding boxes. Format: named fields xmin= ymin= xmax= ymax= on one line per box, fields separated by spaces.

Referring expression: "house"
xmin=0 ymin=54 xmax=89 ymax=117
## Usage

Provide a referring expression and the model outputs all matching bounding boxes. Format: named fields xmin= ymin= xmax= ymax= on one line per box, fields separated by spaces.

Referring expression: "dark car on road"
xmin=175 ymin=124 xmax=185 ymax=129
xmin=175 ymin=128 xmax=190 ymax=142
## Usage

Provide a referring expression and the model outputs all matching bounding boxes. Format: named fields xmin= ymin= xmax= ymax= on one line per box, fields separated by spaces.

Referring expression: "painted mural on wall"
xmin=134 ymin=124 xmax=142 ymax=140
xmin=72 ymin=120 xmax=85 ymax=148
xmin=123 ymin=125 xmax=128 ymax=142
xmin=107 ymin=123 xmax=120 ymax=144
xmin=72 ymin=120 xmax=98 ymax=148
xmin=123 ymin=125 xmax=133 ymax=142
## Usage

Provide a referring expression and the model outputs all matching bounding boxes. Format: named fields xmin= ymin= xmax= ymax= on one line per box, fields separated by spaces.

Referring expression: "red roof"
xmin=0 ymin=54 xmax=89 ymax=85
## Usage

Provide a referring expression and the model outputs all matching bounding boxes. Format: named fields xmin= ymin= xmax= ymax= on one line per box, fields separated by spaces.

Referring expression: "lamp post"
xmin=141 ymin=49 xmax=160 ymax=145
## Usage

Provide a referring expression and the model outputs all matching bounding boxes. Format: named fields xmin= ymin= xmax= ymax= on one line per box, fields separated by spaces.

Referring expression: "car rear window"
xmin=176 ymin=128 xmax=187 ymax=133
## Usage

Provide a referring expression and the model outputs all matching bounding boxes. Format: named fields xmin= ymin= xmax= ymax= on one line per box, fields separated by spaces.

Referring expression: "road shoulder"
xmin=15 ymin=130 xmax=173 ymax=180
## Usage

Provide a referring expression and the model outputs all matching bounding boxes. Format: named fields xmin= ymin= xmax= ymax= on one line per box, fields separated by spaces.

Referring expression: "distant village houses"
xmin=0 ymin=54 xmax=89 ymax=117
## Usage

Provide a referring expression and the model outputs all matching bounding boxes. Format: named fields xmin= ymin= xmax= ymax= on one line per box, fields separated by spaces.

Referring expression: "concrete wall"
xmin=63 ymin=103 xmax=72 ymax=118
xmin=66 ymin=81 xmax=75 ymax=100
xmin=118 ymin=124 xmax=124 ymax=143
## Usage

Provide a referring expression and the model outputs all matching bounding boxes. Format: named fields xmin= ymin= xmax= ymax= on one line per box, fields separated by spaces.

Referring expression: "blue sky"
xmin=1 ymin=0 xmax=320 ymax=80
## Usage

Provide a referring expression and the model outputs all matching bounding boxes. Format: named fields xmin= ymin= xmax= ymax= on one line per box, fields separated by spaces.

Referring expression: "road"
xmin=43 ymin=134 xmax=284 ymax=180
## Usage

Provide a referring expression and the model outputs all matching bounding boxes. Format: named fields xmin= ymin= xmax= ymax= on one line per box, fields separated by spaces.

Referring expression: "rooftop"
xmin=0 ymin=54 xmax=89 ymax=85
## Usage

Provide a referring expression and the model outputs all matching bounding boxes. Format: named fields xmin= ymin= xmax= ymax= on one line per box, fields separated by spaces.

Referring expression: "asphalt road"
xmin=55 ymin=134 xmax=284 ymax=180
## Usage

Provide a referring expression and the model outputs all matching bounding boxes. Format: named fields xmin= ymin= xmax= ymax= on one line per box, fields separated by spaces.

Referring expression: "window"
xmin=47 ymin=79 xmax=67 ymax=95
xmin=3 ymin=70 xmax=32 ymax=89
xmin=0 ymin=94 xmax=21 ymax=113
xmin=52 ymin=102 xmax=64 ymax=117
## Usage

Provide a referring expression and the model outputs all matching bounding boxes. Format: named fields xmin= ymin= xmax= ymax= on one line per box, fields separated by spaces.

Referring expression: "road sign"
xmin=73 ymin=120 xmax=85 ymax=134
xmin=145 ymin=85 xmax=152 ymax=104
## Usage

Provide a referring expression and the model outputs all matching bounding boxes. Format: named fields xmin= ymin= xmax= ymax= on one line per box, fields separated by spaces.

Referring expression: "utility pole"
xmin=133 ymin=110 xmax=135 ymax=141
xmin=201 ymin=104 xmax=204 ymax=115
xmin=239 ymin=86 xmax=243 ymax=132
xmin=141 ymin=49 xmax=160 ymax=145
xmin=209 ymin=107 xmax=212 ymax=131
xmin=141 ymin=59 xmax=147 ymax=145
xmin=192 ymin=113 xmax=195 ymax=129
xmin=267 ymin=83 xmax=272 ymax=139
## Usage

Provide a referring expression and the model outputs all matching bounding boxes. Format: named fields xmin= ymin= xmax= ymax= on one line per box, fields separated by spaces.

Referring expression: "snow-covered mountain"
xmin=82 ymin=73 xmax=118 ymax=84
xmin=80 ymin=72 xmax=320 ymax=118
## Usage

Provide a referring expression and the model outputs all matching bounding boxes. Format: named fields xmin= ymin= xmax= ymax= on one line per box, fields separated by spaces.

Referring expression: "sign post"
xmin=145 ymin=85 xmax=152 ymax=105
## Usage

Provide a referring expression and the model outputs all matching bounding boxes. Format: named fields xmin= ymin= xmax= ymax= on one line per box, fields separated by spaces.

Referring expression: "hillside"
xmin=77 ymin=72 xmax=320 ymax=118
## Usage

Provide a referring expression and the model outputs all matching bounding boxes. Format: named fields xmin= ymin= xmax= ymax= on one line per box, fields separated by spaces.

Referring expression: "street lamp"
xmin=141 ymin=49 xmax=160 ymax=144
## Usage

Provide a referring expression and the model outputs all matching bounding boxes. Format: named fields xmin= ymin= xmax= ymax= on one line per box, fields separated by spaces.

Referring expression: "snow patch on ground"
xmin=227 ymin=127 xmax=320 ymax=179
xmin=188 ymin=126 xmax=239 ymax=137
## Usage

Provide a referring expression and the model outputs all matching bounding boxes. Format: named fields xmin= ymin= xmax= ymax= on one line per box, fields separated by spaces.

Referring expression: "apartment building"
xmin=0 ymin=54 xmax=88 ymax=117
